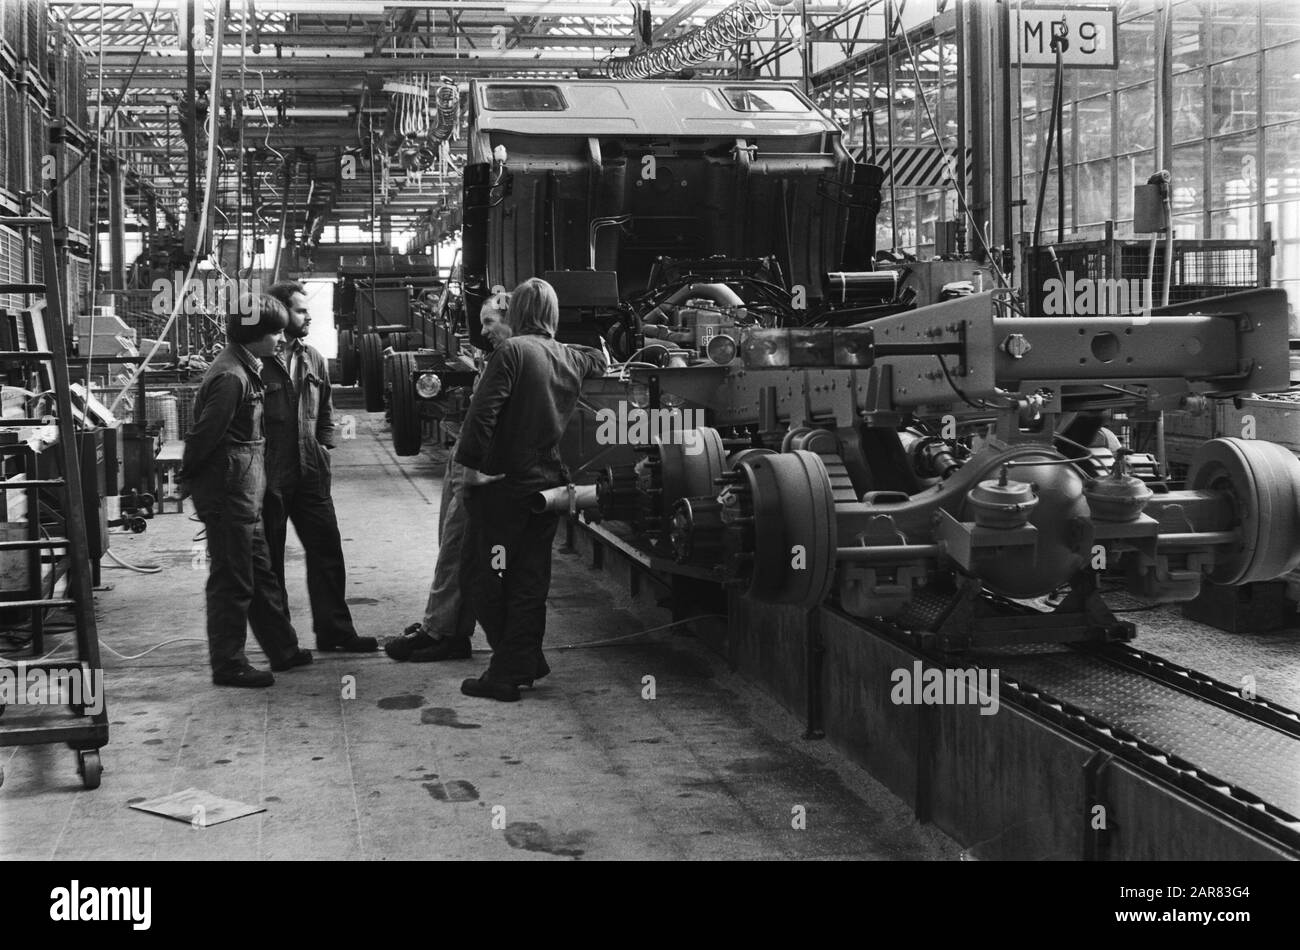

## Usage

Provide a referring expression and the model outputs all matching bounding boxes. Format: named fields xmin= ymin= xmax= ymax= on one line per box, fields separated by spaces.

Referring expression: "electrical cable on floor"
xmin=530 ymin=614 xmax=728 ymax=652
xmin=103 ymin=548 xmax=163 ymax=574
xmin=5 ymin=617 xmax=730 ymax=666
xmin=0 ymin=637 xmax=73 ymax=665
xmin=1 ymin=633 xmax=207 ymax=666
xmin=96 ymin=636 xmax=206 ymax=661
xmin=0 ymin=626 xmax=76 ymax=654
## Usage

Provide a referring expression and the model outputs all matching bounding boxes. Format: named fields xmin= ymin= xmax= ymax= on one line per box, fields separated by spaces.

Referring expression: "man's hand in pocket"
xmin=463 ymin=467 xmax=506 ymax=488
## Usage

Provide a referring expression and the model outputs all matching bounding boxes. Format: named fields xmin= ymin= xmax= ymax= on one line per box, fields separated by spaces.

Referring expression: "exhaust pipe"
xmin=529 ymin=483 xmax=600 ymax=517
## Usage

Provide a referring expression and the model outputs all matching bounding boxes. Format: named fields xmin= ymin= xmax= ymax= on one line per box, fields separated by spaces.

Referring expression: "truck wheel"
xmin=389 ymin=352 xmax=422 ymax=456
xmin=338 ymin=329 xmax=358 ymax=386
xmin=360 ymin=332 xmax=385 ymax=412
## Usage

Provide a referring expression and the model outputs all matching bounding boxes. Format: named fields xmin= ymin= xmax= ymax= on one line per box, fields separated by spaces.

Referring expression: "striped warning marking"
xmin=861 ymin=145 xmax=972 ymax=188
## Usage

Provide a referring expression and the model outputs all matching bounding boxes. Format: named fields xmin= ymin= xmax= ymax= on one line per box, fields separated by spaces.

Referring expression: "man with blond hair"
xmin=455 ymin=278 xmax=607 ymax=701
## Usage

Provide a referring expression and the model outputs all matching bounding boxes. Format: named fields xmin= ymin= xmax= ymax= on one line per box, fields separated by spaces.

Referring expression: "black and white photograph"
xmin=0 ymin=0 xmax=1296 ymax=922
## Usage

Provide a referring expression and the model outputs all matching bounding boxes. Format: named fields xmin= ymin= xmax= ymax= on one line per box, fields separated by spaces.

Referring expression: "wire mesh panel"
xmin=171 ymin=383 xmax=201 ymax=440
xmin=0 ymin=72 xmax=12 ymax=198
xmin=61 ymin=249 xmax=89 ymax=320
xmin=53 ymin=137 xmax=87 ymax=240
xmin=0 ymin=225 xmax=24 ymax=310
xmin=48 ymin=23 xmax=86 ymax=133
xmin=143 ymin=385 xmax=204 ymax=443
xmin=1025 ymin=236 xmax=1271 ymax=315
xmin=97 ymin=290 xmax=167 ymax=343
xmin=1173 ymin=246 xmax=1263 ymax=300
xmin=24 ymin=92 xmax=48 ymax=212
xmin=0 ymin=224 xmax=41 ymax=311
xmin=0 ymin=2 xmax=15 ymax=66
xmin=145 ymin=391 xmax=179 ymax=444
xmin=65 ymin=37 xmax=85 ymax=131
xmin=22 ymin=0 xmax=47 ymax=77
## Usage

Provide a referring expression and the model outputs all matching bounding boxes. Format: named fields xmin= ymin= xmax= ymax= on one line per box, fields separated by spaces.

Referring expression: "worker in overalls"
xmin=181 ymin=294 xmax=311 ymax=687
xmin=261 ymin=281 xmax=376 ymax=655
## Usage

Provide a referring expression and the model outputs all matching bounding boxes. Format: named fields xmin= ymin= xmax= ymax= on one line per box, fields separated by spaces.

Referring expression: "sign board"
xmin=1013 ymin=6 xmax=1118 ymax=70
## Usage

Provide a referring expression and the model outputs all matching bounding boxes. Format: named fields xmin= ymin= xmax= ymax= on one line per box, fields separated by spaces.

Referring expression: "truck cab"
xmin=387 ymin=78 xmax=889 ymax=460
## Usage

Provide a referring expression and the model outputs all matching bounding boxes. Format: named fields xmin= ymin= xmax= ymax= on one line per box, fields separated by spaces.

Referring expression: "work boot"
xmin=514 ymin=655 xmax=551 ymax=689
xmin=385 ymin=623 xmax=436 ymax=661
xmin=317 ymin=634 xmax=379 ymax=653
xmin=213 ymin=666 xmax=275 ymax=688
xmin=409 ymin=636 xmax=472 ymax=663
xmin=270 ymin=649 xmax=314 ymax=672
xmin=460 ymin=672 xmax=521 ymax=703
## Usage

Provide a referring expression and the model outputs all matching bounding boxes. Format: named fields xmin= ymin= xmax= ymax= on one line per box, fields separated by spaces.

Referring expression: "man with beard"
xmin=261 ymin=280 xmax=377 ymax=655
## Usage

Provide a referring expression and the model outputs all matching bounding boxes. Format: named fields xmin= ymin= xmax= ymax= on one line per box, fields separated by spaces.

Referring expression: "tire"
xmin=741 ymin=450 xmax=838 ymax=608
xmin=389 ymin=352 xmax=422 ymax=456
xmin=360 ymin=332 xmax=385 ymax=412
xmin=338 ymin=329 xmax=358 ymax=386
xmin=1189 ymin=437 xmax=1300 ymax=584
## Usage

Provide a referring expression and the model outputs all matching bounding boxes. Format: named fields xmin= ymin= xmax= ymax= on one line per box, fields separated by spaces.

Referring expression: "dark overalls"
xmin=181 ymin=344 xmax=301 ymax=676
xmin=455 ymin=334 xmax=607 ymax=683
xmin=261 ymin=339 xmax=359 ymax=647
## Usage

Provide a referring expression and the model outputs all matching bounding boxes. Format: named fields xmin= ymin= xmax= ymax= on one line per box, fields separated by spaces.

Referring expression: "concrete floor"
xmin=0 ymin=390 xmax=959 ymax=861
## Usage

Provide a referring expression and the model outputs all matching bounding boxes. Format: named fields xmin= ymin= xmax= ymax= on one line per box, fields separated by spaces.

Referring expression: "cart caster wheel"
xmin=77 ymin=751 xmax=102 ymax=790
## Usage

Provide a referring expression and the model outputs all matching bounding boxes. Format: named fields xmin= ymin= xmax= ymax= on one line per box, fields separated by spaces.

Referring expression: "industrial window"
xmin=1263 ymin=41 xmax=1300 ymax=125
xmin=721 ymin=87 xmax=806 ymax=112
xmin=481 ymin=85 xmax=567 ymax=112
xmin=1209 ymin=55 xmax=1259 ymax=135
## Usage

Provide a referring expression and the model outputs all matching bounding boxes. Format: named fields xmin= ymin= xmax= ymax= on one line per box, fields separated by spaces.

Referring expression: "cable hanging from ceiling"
xmin=384 ymin=73 xmax=460 ymax=180
xmin=431 ymin=79 xmax=460 ymax=144
xmin=603 ymin=0 xmax=793 ymax=80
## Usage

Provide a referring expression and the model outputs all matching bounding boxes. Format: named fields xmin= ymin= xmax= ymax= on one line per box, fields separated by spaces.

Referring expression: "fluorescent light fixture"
xmin=282 ymin=107 xmax=354 ymax=118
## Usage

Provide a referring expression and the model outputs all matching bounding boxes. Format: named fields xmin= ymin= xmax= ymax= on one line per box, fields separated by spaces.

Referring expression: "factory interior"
xmin=1 ymin=0 xmax=1300 ymax=887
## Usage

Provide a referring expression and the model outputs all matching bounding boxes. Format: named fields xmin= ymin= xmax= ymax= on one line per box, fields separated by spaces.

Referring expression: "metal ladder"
xmin=0 ymin=216 xmax=107 ymax=790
